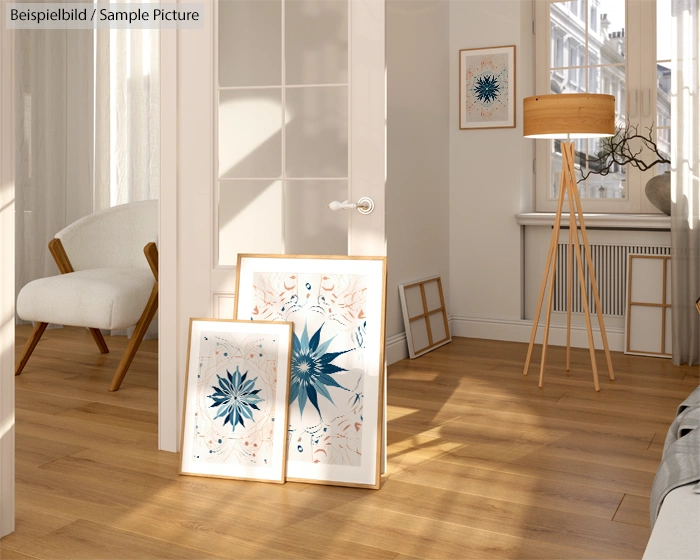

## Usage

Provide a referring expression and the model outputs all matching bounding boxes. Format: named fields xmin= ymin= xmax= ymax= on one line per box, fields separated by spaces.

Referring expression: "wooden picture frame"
xmin=180 ymin=318 xmax=294 ymax=483
xmin=234 ymin=254 xmax=387 ymax=489
xmin=459 ymin=45 xmax=516 ymax=130
xmin=399 ymin=276 xmax=451 ymax=359
xmin=625 ymin=254 xmax=672 ymax=358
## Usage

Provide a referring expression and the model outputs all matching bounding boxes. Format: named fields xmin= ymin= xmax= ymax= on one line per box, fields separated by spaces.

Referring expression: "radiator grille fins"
xmin=553 ymin=244 xmax=671 ymax=316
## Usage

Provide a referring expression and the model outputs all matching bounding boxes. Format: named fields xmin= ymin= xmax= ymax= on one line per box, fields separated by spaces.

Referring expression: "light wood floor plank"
xmin=3 ymin=327 xmax=690 ymax=559
xmin=12 ymin=519 xmax=231 ymax=560
xmin=613 ymin=494 xmax=652 ymax=528
xmin=299 ymin=479 xmax=650 ymax=559
xmin=0 ymin=502 xmax=76 ymax=554
xmin=392 ymin=458 xmax=624 ymax=520
xmin=288 ymin=500 xmax=600 ymax=560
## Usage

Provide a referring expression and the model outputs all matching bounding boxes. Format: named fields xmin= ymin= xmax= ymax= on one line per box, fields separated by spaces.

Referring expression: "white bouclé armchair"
xmin=15 ymin=200 xmax=159 ymax=391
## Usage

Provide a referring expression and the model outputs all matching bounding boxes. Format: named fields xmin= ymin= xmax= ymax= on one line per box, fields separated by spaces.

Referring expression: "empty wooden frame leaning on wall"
xmin=399 ymin=276 xmax=451 ymax=359
xmin=625 ymin=254 xmax=672 ymax=358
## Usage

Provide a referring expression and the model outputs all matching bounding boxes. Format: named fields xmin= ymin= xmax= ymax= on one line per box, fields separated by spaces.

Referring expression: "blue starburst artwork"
xmin=208 ymin=366 xmax=265 ymax=431
xmin=460 ymin=47 xmax=515 ymax=129
xmin=473 ymin=74 xmax=500 ymax=105
xmin=182 ymin=321 xmax=293 ymax=483
xmin=290 ymin=322 xmax=354 ymax=418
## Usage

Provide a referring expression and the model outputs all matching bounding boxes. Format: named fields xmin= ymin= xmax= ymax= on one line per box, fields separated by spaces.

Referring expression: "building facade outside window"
xmin=535 ymin=0 xmax=672 ymax=213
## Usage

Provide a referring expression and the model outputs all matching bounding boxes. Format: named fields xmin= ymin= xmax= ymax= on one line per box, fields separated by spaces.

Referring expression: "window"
xmin=535 ymin=0 xmax=671 ymax=212
xmin=552 ymin=30 xmax=565 ymax=68
xmin=591 ymin=4 xmax=599 ymax=31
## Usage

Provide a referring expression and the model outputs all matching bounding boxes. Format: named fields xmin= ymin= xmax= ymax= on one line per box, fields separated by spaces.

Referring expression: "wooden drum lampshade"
xmin=522 ymin=93 xmax=616 ymax=391
xmin=523 ymin=93 xmax=615 ymax=138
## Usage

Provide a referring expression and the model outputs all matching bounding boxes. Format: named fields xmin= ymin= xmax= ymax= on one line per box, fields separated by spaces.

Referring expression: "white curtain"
xmin=671 ymin=0 xmax=700 ymax=365
xmin=15 ymin=27 xmax=94 ymax=299
xmin=95 ymin=26 xmax=160 ymax=210
xmin=95 ymin=25 xmax=160 ymax=337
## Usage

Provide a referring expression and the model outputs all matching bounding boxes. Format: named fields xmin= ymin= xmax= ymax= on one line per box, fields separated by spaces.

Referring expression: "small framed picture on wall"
xmin=459 ymin=45 xmax=516 ymax=130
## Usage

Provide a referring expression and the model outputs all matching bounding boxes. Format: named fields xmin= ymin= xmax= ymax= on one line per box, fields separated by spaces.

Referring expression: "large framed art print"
xmin=459 ymin=45 xmax=516 ymax=130
xmin=234 ymin=255 xmax=387 ymax=489
xmin=181 ymin=319 xmax=293 ymax=483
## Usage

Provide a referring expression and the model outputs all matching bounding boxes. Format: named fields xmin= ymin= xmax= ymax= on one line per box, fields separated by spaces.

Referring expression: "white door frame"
xmin=169 ymin=0 xmax=386 ymax=458
xmin=158 ymin=29 xmax=179 ymax=452
xmin=0 ymin=0 xmax=16 ymax=538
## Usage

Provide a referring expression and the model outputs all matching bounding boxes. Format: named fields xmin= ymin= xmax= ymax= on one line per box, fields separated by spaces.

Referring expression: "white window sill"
xmin=515 ymin=213 xmax=671 ymax=230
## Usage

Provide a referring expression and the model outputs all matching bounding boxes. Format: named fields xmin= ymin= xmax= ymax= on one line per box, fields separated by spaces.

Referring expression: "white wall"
xmin=386 ymin=0 xmax=450 ymax=363
xmin=448 ymin=0 xmax=534 ymax=336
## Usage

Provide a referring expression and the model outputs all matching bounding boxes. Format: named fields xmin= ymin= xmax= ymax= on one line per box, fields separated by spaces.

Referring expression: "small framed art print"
xmin=181 ymin=318 xmax=294 ymax=483
xmin=459 ymin=45 xmax=516 ymax=130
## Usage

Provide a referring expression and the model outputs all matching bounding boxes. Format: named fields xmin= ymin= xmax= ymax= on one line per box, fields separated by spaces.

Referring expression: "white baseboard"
xmin=449 ymin=315 xmax=625 ymax=352
xmin=386 ymin=332 xmax=409 ymax=365
xmin=385 ymin=315 xmax=624 ymax=366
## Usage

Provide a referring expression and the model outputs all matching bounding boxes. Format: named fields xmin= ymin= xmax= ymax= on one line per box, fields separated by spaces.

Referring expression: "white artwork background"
xmin=252 ymin=272 xmax=367 ymax=467
xmin=236 ymin=257 xmax=385 ymax=486
xmin=181 ymin=320 xmax=291 ymax=482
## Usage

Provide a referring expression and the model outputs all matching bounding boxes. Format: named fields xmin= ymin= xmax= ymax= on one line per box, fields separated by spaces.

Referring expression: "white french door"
xmin=212 ymin=0 xmax=386 ymax=311
xmin=165 ymin=0 xmax=385 ymax=452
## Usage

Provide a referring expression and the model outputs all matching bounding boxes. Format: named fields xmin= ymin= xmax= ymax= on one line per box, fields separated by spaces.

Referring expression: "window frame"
xmin=534 ymin=0 xmax=664 ymax=214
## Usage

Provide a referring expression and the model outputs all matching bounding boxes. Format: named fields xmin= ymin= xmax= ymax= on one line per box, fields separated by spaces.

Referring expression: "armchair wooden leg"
xmin=89 ymin=328 xmax=110 ymax=354
xmin=15 ymin=322 xmax=48 ymax=376
xmin=109 ymin=284 xmax=159 ymax=392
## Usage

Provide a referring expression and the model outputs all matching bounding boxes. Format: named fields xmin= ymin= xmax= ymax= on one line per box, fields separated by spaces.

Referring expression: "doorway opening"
xmin=12 ymin=19 xmax=163 ymax=522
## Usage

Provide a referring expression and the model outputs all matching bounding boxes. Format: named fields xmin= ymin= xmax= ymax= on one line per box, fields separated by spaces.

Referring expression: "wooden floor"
xmin=1 ymin=325 xmax=698 ymax=560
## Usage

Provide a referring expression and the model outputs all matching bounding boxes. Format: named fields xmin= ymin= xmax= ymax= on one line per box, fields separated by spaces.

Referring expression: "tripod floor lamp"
xmin=522 ymin=93 xmax=616 ymax=391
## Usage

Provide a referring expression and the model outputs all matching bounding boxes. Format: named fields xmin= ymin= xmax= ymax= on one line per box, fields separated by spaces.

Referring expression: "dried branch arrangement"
xmin=577 ymin=123 xmax=670 ymax=183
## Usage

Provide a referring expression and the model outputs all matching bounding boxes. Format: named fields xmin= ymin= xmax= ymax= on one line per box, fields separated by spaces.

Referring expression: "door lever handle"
xmin=327 ymin=197 xmax=375 ymax=215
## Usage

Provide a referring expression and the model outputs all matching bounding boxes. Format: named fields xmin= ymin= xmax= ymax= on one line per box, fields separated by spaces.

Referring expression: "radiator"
xmin=553 ymin=243 xmax=671 ymax=316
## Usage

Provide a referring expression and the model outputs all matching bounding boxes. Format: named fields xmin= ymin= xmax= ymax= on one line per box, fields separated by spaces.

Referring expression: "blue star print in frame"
xmin=460 ymin=45 xmax=516 ymax=130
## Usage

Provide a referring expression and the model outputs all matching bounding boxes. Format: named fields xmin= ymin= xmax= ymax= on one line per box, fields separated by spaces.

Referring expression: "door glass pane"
xmin=219 ymin=181 xmax=284 ymax=265
xmin=218 ymin=0 xmax=281 ymax=87
xmin=216 ymin=0 xmax=350 ymax=266
xmin=548 ymin=0 xmax=626 ymax=200
xmin=285 ymin=0 xmax=348 ymax=85
xmin=219 ymin=89 xmax=283 ymax=179
xmin=285 ymin=85 xmax=348 ymax=178
xmin=284 ymin=180 xmax=348 ymax=254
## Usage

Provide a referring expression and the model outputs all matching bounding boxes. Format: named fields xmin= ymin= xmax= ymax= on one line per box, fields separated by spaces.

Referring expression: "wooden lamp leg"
xmin=567 ymin=151 xmax=615 ymax=381
xmin=563 ymin=143 xmax=600 ymax=391
xmin=524 ymin=142 xmax=611 ymax=392
xmin=566 ymin=199 xmax=574 ymax=372
xmin=539 ymin=230 xmax=560 ymax=388
xmin=523 ymin=164 xmax=569 ymax=379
